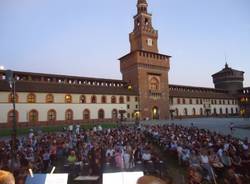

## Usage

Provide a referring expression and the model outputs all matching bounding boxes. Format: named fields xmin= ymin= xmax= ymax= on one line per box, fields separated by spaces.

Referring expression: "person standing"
xmin=123 ymin=150 xmax=131 ymax=169
xmin=76 ymin=124 xmax=80 ymax=135
xmin=230 ymin=122 xmax=234 ymax=134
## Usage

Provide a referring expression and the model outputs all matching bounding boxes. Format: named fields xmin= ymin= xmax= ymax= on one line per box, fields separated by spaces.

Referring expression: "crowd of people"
xmin=0 ymin=123 xmax=249 ymax=184
xmin=0 ymin=125 xmax=164 ymax=184
xmin=147 ymin=124 xmax=250 ymax=184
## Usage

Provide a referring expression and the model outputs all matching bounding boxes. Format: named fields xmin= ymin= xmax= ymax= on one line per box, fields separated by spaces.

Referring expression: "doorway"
xmin=152 ymin=106 xmax=159 ymax=119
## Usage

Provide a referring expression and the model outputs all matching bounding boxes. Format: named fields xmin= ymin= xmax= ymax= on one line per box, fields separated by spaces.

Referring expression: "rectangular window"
xmin=127 ymin=96 xmax=130 ymax=102
xmin=170 ymin=97 xmax=173 ymax=105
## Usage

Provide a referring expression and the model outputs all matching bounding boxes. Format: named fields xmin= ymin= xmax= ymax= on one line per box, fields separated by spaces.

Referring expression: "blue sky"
xmin=0 ymin=0 xmax=249 ymax=87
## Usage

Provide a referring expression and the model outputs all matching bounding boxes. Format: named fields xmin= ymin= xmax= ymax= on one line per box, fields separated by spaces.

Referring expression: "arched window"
xmin=27 ymin=93 xmax=36 ymax=103
xmin=83 ymin=109 xmax=90 ymax=120
xmin=220 ymin=108 xmax=223 ymax=114
xmin=184 ymin=108 xmax=188 ymax=116
xmin=214 ymin=108 xmax=217 ymax=114
xmin=8 ymin=110 xmax=18 ymax=123
xmin=29 ymin=109 xmax=38 ymax=122
xmin=65 ymin=94 xmax=72 ymax=103
xmin=112 ymin=109 xmax=118 ymax=119
xmin=189 ymin=99 xmax=193 ymax=104
xmin=177 ymin=98 xmax=180 ymax=104
xmin=182 ymin=98 xmax=186 ymax=104
xmin=149 ymin=77 xmax=159 ymax=91
xmin=226 ymin=108 xmax=228 ymax=115
xmin=231 ymin=108 xmax=234 ymax=114
xmin=91 ymin=95 xmax=97 ymax=103
xmin=98 ymin=109 xmax=105 ymax=120
xmin=119 ymin=96 xmax=124 ymax=104
xmin=175 ymin=108 xmax=179 ymax=116
xmin=200 ymin=108 xmax=203 ymax=115
xmin=65 ymin=109 xmax=73 ymax=121
xmin=192 ymin=108 xmax=196 ymax=116
xmin=48 ymin=109 xmax=56 ymax=121
xmin=111 ymin=96 xmax=116 ymax=104
xmin=8 ymin=93 xmax=18 ymax=103
xmin=80 ymin=95 xmax=86 ymax=103
xmin=101 ymin=96 xmax=106 ymax=103
xmin=46 ymin=94 xmax=54 ymax=103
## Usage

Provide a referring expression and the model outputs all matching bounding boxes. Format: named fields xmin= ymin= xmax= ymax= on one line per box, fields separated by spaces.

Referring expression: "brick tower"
xmin=212 ymin=63 xmax=244 ymax=94
xmin=119 ymin=0 xmax=171 ymax=120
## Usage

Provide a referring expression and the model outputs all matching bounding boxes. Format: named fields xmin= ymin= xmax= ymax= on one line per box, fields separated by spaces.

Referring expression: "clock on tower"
xmin=120 ymin=0 xmax=171 ymax=120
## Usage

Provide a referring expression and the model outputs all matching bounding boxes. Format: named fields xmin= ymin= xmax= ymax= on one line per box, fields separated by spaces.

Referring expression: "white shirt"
xmin=69 ymin=125 xmax=73 ymax=131
xmin=142 ymin=153 xmax=151 ymax=161
xmin=177 ymin=146 xmax=183 ymax=154
xmin=106 ymin=149 xmax=115 ymax=157
xmin=201 ymin=155 xmax=209 ymax=164
xmin=224 ymin=143 xmax=230 ymax=151
xmin=98 ymin=125 xmax=103 ymax=131
xmin=123 ymin=153 xmax=130 ymax=162
xmin=243 ymin=144 xmax=249 ymax=150
xmin=217 ymin=148 xmax=223 ymax=157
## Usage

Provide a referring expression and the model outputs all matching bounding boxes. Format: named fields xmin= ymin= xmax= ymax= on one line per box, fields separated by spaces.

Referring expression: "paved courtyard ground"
xmin=142 ymin=117 xmax=250 ymax=140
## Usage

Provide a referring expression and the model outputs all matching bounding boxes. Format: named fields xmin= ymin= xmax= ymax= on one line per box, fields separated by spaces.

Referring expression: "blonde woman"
xmin=0 ymin=170 xmax=15 ymax=184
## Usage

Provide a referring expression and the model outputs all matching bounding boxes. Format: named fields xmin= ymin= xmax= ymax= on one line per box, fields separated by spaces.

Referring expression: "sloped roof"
xmin=169 ymin=84 xmax=235 ymax=99
xmin=212 ymin=63 xmax=244 ymax=77
xmin=0 ymin=80 xmax=137 ymax=95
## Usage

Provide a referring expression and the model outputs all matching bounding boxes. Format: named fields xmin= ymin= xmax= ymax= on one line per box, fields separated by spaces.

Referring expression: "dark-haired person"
xmin=224 ymin=168 xmax=242 ymax=184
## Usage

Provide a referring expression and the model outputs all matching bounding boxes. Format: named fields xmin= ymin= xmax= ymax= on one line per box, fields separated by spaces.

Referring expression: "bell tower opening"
xmin=129 ymin=0 xmax=159 ymax=53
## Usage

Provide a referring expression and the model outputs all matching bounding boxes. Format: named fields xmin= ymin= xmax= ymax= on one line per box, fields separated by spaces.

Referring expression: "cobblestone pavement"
xmin=142 ymin=117 xmax=250 ymax=140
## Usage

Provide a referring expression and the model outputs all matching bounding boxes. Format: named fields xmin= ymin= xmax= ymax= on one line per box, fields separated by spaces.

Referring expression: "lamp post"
xmin=240 ymin=97 xmax=248 ymax=118
xmin=5 ymin=70 xmax=17 ymax=171
xmin=244 ymin=97 xmax=248 ymax=118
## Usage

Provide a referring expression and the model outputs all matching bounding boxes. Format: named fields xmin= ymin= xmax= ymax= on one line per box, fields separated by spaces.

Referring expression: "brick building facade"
xmin=0 ymin=0 xmax=248 ymax=127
